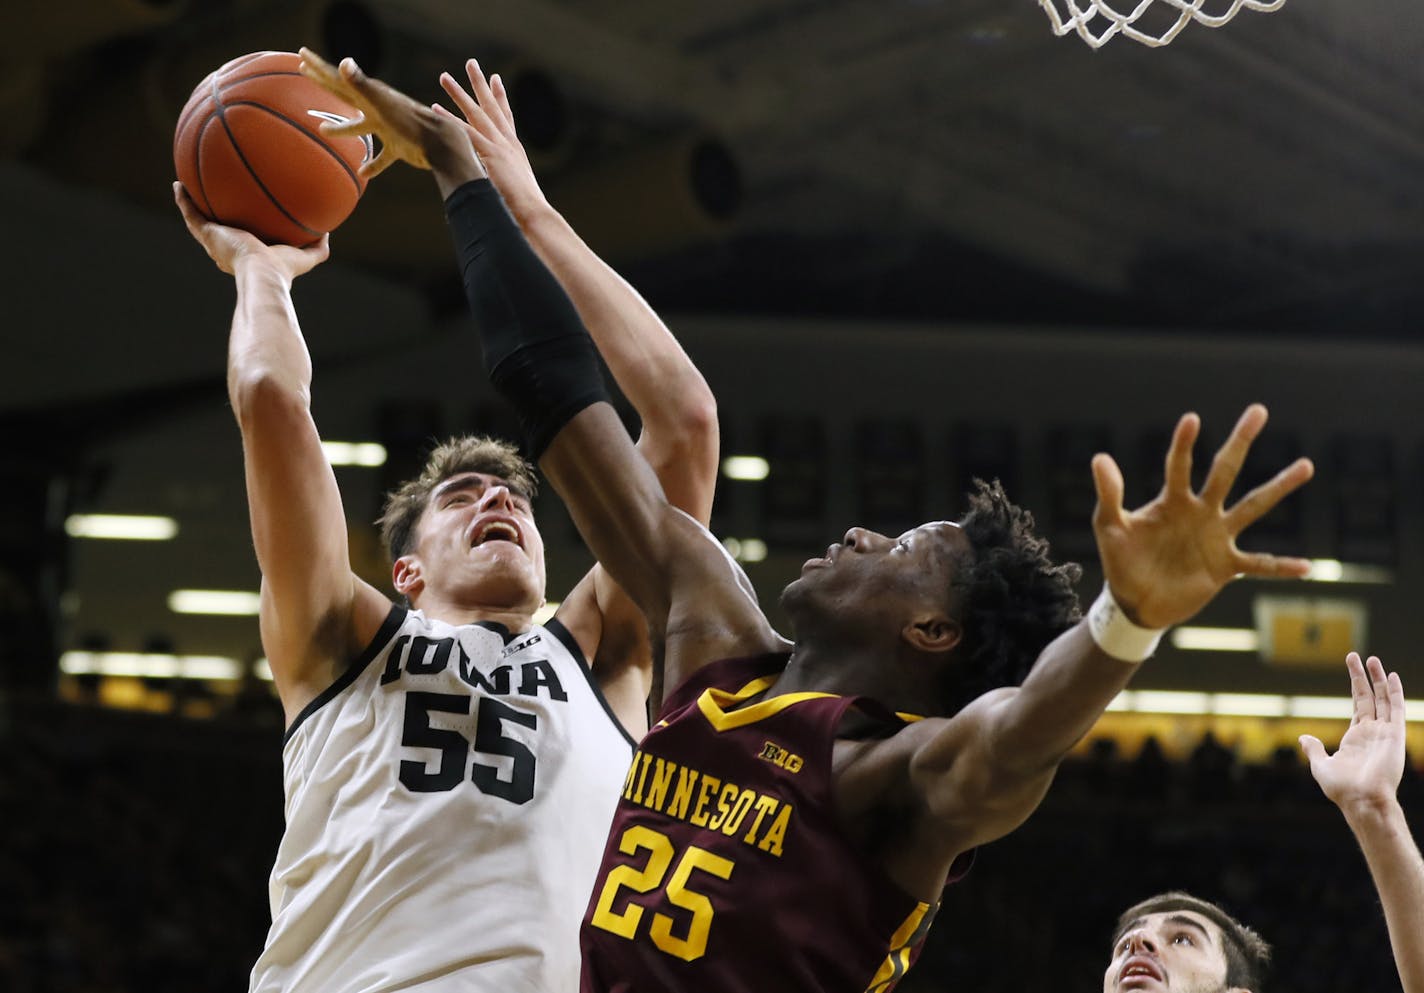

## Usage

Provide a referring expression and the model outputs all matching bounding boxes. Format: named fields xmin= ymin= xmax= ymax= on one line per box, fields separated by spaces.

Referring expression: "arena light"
xmin=1303 ymin=559 xmax=1392 ymax=585
xmin=1130 ymin=690 xmax=1212 ymax=715
xmin=1307 ymin=559 xmax=1345 ymax=582
xmin=722 ymin=537 xmax=768 ymax=563
xmin=168 ymin=589 xmax=262 ymax=615
xmin=1170 ymin=627 xmax=1258 ymax=652
xmin=1103 ymin=691 xmax=1397 ymax=720
xmin=65 ymin=514 xmax=178 ymax=541
xmin=1212 ymin=693 xmax=1287 ymax=717
xmin=533 ymin=600 xmax=560 ymax=625
xmin=322 ymin=441 xmax=388 ymax=467
xmin=60 ymin=652 xmax=243 ymax=681
xmin=1287 ymin=696 xmax=1356 ymax=719
xmin=253 ymin=658 xmax=274 ymax=682
xmin=721 ymin=456 xmax=770 ymax=481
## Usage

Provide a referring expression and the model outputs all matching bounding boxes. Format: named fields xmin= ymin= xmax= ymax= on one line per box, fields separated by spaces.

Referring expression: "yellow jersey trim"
xmin=864 ymin=901 xmax=933 ymax=992
xmin=695 ymin=676 xmax=838 ymax=732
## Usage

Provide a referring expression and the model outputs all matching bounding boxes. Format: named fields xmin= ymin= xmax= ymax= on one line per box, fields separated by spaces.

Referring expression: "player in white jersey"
xmin=172 ymin=53 xmax=718 ymax=992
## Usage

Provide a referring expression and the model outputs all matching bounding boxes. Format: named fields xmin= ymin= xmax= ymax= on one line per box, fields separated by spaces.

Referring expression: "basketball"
xmin=173 ymin=51 xmax=372 ymax=247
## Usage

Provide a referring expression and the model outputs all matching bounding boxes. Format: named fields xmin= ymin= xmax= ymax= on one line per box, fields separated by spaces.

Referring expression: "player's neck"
xmin=779 ymin=640 xmax=887 ymax=698
xmin=410 ymin=593 xmax=537 ymax=634
xmin=780 ymin=638 xmax=944 ymax=715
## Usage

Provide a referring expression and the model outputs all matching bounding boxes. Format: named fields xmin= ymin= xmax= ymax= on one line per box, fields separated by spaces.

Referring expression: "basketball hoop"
xmin=1038 ymin=0 xmax=1286 ymax=48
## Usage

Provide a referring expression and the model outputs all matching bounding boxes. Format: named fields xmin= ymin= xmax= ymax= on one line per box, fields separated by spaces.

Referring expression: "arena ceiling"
xmin=9 ymin=0 xmax=1424 ymax=337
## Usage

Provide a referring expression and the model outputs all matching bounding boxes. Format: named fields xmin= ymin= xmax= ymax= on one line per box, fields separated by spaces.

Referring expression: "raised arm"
xmin=1301 ymin=654 xmax=1424 ymax=993
xmin=914 ymin=405 xmax=1314 ymax=846
xmin=438 ymin=62 xmax=718 ymax=516
xmin=173 ymin=184 xmax=391 ymax=724
xmin=302 ymin=47 xmax=716 ymax=515
xmin=297 ymin=51 xmax=779 ymax=682
xmin=435 ymin=62 xmax=719 ymax=724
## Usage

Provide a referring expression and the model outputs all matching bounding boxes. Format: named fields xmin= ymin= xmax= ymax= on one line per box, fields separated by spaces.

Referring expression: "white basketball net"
xmin=1038 ymin=0 xmax=1286 ymax=47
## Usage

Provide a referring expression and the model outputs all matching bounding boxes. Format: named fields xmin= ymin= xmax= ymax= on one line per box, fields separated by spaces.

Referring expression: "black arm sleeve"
xmin=444 ymin=178 xmax=610 ymax=459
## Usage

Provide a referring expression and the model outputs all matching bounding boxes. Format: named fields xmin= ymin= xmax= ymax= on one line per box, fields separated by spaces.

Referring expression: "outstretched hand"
xmin=1301 ymin=653 xmax=1406 ymax=813
xmin=435 ymin=60 xmax=548 ymax=217
xmin=173 ymin=182 xmax=328 ymax=278
xmin=298 ymin=47 xmax=481 ymax=184
xmin=1091 ymin=404 xmax=1313 ymax=629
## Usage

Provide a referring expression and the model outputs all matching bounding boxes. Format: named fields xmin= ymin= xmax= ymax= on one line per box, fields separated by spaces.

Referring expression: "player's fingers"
xmin=359 ymin=148 xmax=397 ymax=180
xmin=337 ymin=57 xmax=398 ymax=111
xmin=297 ymin=47 xmax=338 ymax=87
xmin=467 ymin=60 xmax=517 ymax=141
xmin=1345 ymin=652 xmax=1370 ymax=724
xmin=490 ymin=73 xmax=517 ymax=131
xmin=172 ymin=180 xmax=197 ymax=217
xmin=300 ymin=49 xmax=364 ymax=106
xmin=1201 ymin=404 xmax=1268 ymax=506
xmin=465 ymin=59 xmax=494 ymax=109
xmin=1222 ymin=458 xmax=1314 ymax=535
xmin=1232 ymin=550 xmax=1311 ymax=580
xmin=1162 ymin=412 xmax=1199 ymax=495
xmin=1090 ymin=453 xmax=1126 ymax=529
xmin=303 ymin=234 xmax=331 ymax=266
xmin=440 ymin=73 xmax=499 ymax=137
xmin=1366 ymin=655 xmax=1390 ymax=722
xmin=1298 ymin=734 xmax=1327 ymax=767
xmin=439 ymin=71 xmax=476 ymax=113
xmin=339 ymin=56 xmax=366 ymax=85
xmin=172 ymin=182 xmax=215 ymax=237
xmin=320 ymin=115 xmax=372 ymax=139
xmin=431 ymin=103 xmax=495 ymax=154
xmin=1388 ymin=671 xmax=1407 ymax=728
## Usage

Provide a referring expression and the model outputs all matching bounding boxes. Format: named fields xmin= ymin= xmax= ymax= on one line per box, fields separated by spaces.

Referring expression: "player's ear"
xmin=392 ymin=556 xmax=423 ymax=598
xmin=902 ymin=613 xmax=961 ymax=655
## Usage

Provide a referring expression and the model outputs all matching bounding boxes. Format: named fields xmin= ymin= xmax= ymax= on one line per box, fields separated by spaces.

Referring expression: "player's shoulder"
xmin=843 ymin=686 xmax=1019 ymax=780
xmin=933 ymin=685 xmax=1018 ymax=734
xmin=658 ymin=652 xmax=790 ymax=720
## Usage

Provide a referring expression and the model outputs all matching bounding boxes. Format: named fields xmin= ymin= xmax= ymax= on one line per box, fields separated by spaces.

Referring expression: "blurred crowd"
xmin=2 ymin=698 xmax=1417 ymax=992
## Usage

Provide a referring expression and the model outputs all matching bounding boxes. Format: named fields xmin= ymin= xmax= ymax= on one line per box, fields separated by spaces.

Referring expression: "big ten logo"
xmin=757 ymin=740 xmax=803 ymax=773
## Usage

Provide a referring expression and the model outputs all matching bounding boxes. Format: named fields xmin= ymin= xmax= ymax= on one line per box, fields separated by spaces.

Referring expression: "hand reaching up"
xmin=1301 ymin=653 xmax=1406 ymax=815
xmin=1091 ymin=404 xmax=1313 ymax=629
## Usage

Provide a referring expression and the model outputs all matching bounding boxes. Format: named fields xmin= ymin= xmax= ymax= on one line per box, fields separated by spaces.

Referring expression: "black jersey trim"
xmin=546 ymin=617 xmax=638 ymax=752
xmin=283 ymin=604 xmax=409 ymax=745
xmin=475 ymin=619 xmax=513 ymax=642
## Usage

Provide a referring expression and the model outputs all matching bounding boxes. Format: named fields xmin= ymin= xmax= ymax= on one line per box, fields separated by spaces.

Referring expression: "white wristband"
xmin=1087 ymin=585 xmax=1164 ymax=663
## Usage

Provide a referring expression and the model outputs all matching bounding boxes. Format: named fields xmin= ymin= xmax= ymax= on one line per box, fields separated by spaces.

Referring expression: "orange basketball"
xmin=173 ymin=51 xmax=371 ymax=247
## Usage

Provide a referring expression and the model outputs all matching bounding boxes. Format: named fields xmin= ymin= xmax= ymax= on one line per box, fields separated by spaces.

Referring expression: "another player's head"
xmin=379 ymin=436 xmax=545 ymax=611
xmin=1105 ymin=892 xmax=1271 ymax=993
xmin=779 ymin=479 xmax=1080 ymax=713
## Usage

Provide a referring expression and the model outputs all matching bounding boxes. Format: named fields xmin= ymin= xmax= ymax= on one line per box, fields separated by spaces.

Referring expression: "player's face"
xmin=410 ymin=471 xmax=546 ymax=610
xmin=1103 ymin=911 xmax=1235 ymax=993
xmin=784 ymin=520 xmax=968 ymax=630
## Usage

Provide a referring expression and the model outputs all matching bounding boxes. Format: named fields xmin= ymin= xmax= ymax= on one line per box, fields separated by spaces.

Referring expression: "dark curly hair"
xmin=949 ymin=478 xmax=1082 ymax=708
xmin=1113 ymin=892 xmax=1271 ymax=991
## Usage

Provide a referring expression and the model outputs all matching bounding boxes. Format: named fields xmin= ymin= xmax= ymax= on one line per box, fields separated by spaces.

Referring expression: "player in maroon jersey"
xmin=309 ymin=58 xmax=1317 ymax=993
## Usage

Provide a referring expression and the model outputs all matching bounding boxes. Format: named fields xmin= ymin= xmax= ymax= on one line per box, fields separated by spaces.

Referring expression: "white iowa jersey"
xmin=249 ymin=605 xmax=636 ymax=993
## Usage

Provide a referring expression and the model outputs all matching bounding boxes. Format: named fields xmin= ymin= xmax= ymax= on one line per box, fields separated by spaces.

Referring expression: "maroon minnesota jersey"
xmin=579 ymin=653 xmax=969 ymax=993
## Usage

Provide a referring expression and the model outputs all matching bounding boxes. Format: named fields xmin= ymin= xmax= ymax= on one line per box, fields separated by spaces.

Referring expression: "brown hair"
xmin=377 ymin=436 xmax=538 ymax=562
xmin=1112 ymin=891 xmax=1271 ymax=991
